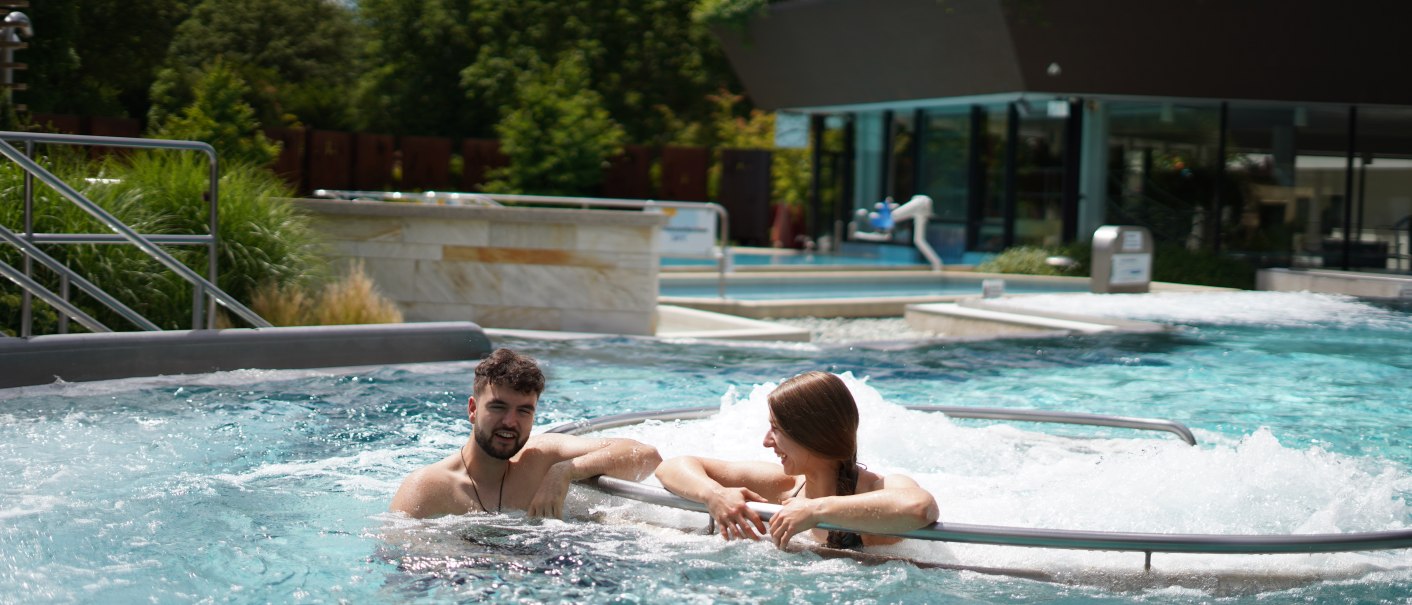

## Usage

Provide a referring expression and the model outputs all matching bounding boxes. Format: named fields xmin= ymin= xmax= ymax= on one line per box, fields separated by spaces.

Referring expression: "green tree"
xmin=19 ymin=0 xmax=191 ymax=118
xmin=484 ymin=53 xmax=625 ymax=196
xmin=148 ymin=0 xmax=361 ymax=129
xmin=354 ymin=0 xmax=736 ymax=141
xmin=153 ymin=61 xmax=280 ymax=168
xmin=459 ymin=1 xmax=733 ymax=143
xmin=352 ymin=0 xmax=481 ymax=137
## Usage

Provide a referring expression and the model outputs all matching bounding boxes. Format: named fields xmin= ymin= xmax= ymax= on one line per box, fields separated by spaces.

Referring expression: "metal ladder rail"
xmin=0 ymin=259 xmax=110 ymax=332
xmin=3 ymin=131 xmax=223 ymax=330
xmin=0 ymin=135 xmax=271 ymax=329
xmin=0 ymin=222 xmax=161 ymax=331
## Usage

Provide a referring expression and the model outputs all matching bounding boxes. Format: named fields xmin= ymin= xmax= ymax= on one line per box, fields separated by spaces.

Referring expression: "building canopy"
xmin=716 ymin=0 xmax=1412 ymax=112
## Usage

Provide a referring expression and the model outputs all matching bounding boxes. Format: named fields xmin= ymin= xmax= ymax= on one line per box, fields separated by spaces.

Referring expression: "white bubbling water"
xmin=595 ymin=373 xmax=1412 ymax=585
xmin=990 ymin=291 xmax=1408 ymax=329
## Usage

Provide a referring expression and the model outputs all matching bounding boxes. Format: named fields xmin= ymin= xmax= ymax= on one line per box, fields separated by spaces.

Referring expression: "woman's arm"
xmin=768 ymin=473 xmax=938 ymax=548
xmin=655 ymin=456 xmax=794 ymax=541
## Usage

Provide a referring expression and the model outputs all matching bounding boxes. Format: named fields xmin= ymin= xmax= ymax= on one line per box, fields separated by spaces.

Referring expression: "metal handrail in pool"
xmin=550 ymin=406 xmax=1412 ymax=562
xmin=549 ymin=404 xmax=1197 ymax=445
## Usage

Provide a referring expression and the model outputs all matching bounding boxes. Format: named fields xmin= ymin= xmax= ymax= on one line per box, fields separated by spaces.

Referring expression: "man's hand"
xmin=707 ymin=486 xmax=768 ymax=541
xmin=769 ymin=496 xmax=821 ymax=549
xmin=528 ymin=461 xmax=573 ymax=519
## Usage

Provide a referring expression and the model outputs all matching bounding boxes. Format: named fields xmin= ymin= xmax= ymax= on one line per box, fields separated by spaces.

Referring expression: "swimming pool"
xmin=2 ymin=292 xmax=1409 ymax=603
xmin=660 ymin=244 xmax=934 ymax=272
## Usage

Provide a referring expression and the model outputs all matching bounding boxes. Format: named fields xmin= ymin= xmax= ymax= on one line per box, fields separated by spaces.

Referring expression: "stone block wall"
xmin=293 ymin=199 xmax=665 ymax=335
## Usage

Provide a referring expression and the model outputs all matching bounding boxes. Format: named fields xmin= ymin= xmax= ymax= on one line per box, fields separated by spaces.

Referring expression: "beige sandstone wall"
xmin=293 ymin=199 xmax=665 ymax=335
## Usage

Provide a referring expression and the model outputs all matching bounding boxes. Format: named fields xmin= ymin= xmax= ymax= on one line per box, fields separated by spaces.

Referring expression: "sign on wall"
xmin=656 ymin=206 xmax=718 ymax=258
xmin=774 ymin=112 xmax=809 ymax=149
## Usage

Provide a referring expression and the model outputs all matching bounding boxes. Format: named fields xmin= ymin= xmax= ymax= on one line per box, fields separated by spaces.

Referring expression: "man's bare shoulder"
xmin=390 ymin=456 xmax=462 ymax=518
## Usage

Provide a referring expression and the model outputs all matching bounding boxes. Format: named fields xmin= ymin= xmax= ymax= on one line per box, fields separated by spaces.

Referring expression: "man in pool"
xmin=390 ymin=348 xmax=661 ymax=519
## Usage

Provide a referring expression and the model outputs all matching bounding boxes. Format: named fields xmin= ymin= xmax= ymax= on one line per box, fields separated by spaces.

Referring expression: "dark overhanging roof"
xmin=716 ymin=0 xmax=1412 ymax=112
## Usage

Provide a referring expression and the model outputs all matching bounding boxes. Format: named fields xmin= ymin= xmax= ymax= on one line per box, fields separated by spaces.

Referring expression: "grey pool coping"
xmin=906 ymin=299 xmax=1171 ymax=340
xmin=0 ymin=321 xmax=493 ymax=389
xmin=660 ymin=271 xmax=1220 ymax=319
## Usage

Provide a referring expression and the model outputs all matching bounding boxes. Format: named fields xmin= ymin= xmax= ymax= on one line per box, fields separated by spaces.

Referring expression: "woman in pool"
xmin=655 ymin=371 xmax=939 ymax=550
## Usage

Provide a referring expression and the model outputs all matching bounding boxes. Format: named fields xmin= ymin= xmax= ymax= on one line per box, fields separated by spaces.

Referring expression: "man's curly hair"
xmin=473 ymin=348 xmax=545 ymax=396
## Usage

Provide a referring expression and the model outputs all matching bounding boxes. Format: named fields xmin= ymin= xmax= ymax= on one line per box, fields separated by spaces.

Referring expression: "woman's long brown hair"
xmin=768 ymin=371 xmax=863 ymax=548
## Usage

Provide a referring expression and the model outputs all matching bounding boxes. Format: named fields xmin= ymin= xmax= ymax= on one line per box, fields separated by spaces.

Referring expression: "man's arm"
xmin=527 ymin=434 xmax=662 ymax=518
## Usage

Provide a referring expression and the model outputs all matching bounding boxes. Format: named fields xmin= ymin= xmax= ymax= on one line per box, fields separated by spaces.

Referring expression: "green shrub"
xmin=484 ymin=52 xmax=625 ymax=196
xmin=693 ymin=0 xmax=769 ymax=32
xmin=1150 ymin=243 xmax=1255 ymax=290
xmin=975 ymin=246 xmax=1083 ymax=276
xmin=151 ymin=60 xmax=281 ymax=168
xmin=975 ymin=242 xmax=1254 ymax=289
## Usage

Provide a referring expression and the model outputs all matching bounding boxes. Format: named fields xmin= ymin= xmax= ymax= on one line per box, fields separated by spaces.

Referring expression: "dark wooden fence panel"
xmin=85 ymin=116 xmax=143 ymax=159
xmin=263 ymin=127 xmax=306 ymax=192
xmin=307 ymin=130 xmax=353 ymax=191
xmin=660 ymin=145 xmax=709 ymax=202
xmin=602 ymin=144 xmax=654 ymax=199
xmin=462 ymin=139 xmax=507 ymax=191
xmin=354 ymin=133 xmax=396 ymax=191
xmin=399 ymin=135 xmax=452 ymax=191
xmin=719 ymin=148 xmax=773 ymax=247
xmin=29 ymin=113 xmax=83 ymax=134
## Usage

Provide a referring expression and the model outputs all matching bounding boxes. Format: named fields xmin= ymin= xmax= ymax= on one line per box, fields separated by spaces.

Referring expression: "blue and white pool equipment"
xmin=851 ymin=195 xmax=943 ymax=271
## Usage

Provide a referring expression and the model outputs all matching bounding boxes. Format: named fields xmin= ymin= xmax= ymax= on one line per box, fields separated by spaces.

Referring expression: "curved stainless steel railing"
xmin=551 ymin=406 xmax=1412 ymax=556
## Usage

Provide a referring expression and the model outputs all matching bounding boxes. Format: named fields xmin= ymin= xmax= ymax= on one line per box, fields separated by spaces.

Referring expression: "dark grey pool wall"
xmin=0 ymin=321 xmax=492 ymax=389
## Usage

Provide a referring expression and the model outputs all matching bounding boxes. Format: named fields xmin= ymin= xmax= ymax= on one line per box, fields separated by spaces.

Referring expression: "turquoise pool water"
xmin=659 ymin=275 xmax=1086 ymax=300
xmin=1 ymin=292 xmax=1409 ymax=603
xmin=662 ymin=245 xmax=928 ymax=269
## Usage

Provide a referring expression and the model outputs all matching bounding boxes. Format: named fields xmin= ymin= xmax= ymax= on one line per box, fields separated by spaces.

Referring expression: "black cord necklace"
xmin=460 ymin=444 xmax=509 ymax=514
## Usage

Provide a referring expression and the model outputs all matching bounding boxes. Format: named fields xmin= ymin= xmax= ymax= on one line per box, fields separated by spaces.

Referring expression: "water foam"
xmin=991 ymin=291 xmax=1410 ymax=329
xmin=598 ymin=373 xmax=1412 ymax=585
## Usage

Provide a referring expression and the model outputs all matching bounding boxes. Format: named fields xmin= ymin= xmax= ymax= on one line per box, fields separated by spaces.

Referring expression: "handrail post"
xmin=715 ymin=203 xmax=730 ymax=298
xmin=57 ymin=275 xmax=69 ymax=334
xmin=206 ymin=150 xmax=219 ymax=328
xmin=20 ymin=139 xmax=33 ymax=338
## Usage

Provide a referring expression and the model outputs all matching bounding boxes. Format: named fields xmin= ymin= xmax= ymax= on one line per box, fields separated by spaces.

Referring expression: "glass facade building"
xmin=716 ymin=0 xmax=1412 ymax=272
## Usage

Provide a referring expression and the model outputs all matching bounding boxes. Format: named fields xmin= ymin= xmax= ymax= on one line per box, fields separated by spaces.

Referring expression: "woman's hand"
xmin=769 ymin=496 xmax=821 ymax=549
xmin=707 ymin=486 xmax=768 ymax=541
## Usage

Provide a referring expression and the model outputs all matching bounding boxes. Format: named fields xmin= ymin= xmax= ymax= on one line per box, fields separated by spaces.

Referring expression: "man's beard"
xmin=474 ymin=426 xmax=527 ymax=460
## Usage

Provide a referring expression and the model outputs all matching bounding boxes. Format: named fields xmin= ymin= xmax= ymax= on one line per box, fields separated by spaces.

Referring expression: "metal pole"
xmin=1002 ymin=102 xmax=1019 ymax=248
xmin=808 ymin=114 xmax=824 ymax=242
xmin=1356 ymin=154 xmax=1368 ymax=263
xmin=20 ymin=138 xmax=32 ymax=337
xmin=205 ymin=153 xmax=220 ymax=328
xmin=1213 ymin=102 xmax=1228 ymax=253
xmin=1341 ymin=106 xmax=1357 ymax=271
xmin=57 ymin=275 xmax=68 ymax=334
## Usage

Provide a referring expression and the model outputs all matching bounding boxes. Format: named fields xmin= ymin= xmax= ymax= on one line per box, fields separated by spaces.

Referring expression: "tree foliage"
xmin=18 ymin=0 xmax=191 ymax=118
xmin=352 ymin=0 xmax=481 ymax=137
xmin=148 ymin=0 xmax=361 ymax=130
xmin=354 ymin=0 xmax=735 ymax=141
xmin=153 ymin=61 xmax=280 ymax=168
xmin=484 ymin=53 xmax=625 ymax=196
